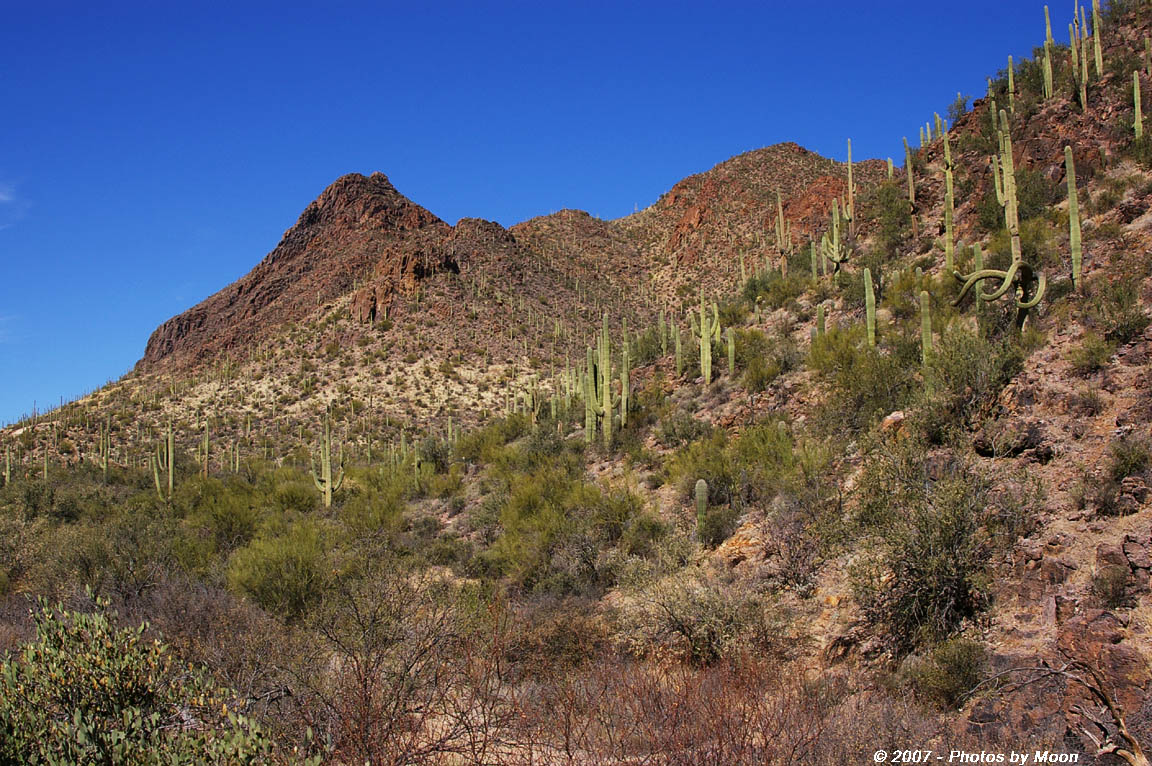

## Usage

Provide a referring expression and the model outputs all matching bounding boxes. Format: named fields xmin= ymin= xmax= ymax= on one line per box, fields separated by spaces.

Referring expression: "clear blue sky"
xmin=1 ymin=0 xmax=1052 ymax=424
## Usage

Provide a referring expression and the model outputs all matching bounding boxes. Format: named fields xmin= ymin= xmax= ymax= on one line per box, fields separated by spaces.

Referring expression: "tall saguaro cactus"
xmin=1008 ymin=55 xmax=1016 ymax=113
xmin=726 ymin=327 xmax=735 ymax=376
xmin=1092 ymin=0 xmax=1104 ymax=78
xmin=943 ymin=130 xmax=955 ymax=272
xmin=1043 ymin=6 xmax=1055 ymax=100
xmin=98 ymin=415 xmax=111 ymax=483
xmin=846 ymin=138 xmax=856 ymax=236
xmin=993 ymin=110 xmax=1022 ymax=264
xmin=903 ymin=137 xmax=918 ymax=236
xmin=920 ymin=291 xmax=933 ymax=365
xmin=692 ymin=293 xmax=720 ymax=385
xmin=951 ymin=111 xmax=1046 ymax=329
xmin=864 ymin=267 xmax=877 ymax=347
xmin=695 ymin=478 xmax=708 ymax=538
xmin=583 ymin=314 xmax=622 ymax=448
xmin=1066 ymin=146 xmax=1082 ymax=291
xmin=1136 ymin=71 xmax=1145 ymax=139
xmin=311 ymin=408 xmax=345 ymax=508
xmin=151 ymin=421 xmax=174 ymax=502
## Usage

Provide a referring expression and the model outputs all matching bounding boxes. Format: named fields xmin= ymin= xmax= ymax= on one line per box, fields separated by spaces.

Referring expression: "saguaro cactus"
xmin=311 ymin=408 xmax=345 ymax=508
xmin=1066 ymin=146 xmax=1082 ymax=291
xmin=726 ymin=327 xmax=735 ymax=376
xmin=920 ymin=291 xmax=933 ymax=365
xmin=903 ymin=137 xmax=918 ymax=235
xmin=199 ymin=418 xmax=210 ymax=478
xmin=98 ymin=416 xmax=111 ymax=483
xmin=695 ymin=478 xmax=708 ymax=537
xmin=846 ymin=138 xmax=856 ymax=236
xmin=692 ymin=293 xmax=720 ymax=385
xmin=1008 ymin=55 xmax=1016 ymax=113
xmin=1136 ymin=71 xmax=1145 ymax=139
xmin=674 ymin=324 xmax=683 ymax=377
xmin=583 ymin=315 xmax=621 ymax=448
xmin=993 ymin=110 xmax=1022 ymax=264
xmin=1043 ymin=6 xmax=1055 ymax=100
xmin=820 ymin=199 xmax=849 ymax=273
xmin=1092 ymin=0 xmax=1104 ymax=78
xmin=620 ymin=338 xmax=631 ymax=428
xmin=943 ymin=130 xmax=955 ymax=272
xmin=864 ymin=267 xmax=877 ymax=347
xmin=151 ymin=421 xmax=174 ymax=502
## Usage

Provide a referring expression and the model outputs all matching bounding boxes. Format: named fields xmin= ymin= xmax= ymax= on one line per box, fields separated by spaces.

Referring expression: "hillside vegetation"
xmin=4 ymin=1 xmax=1152 ymax=762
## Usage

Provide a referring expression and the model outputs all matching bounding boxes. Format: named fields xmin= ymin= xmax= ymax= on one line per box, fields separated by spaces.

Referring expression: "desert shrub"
xmin=631 ymin=324 xmax=665 ymax=366
xmin=670 ymin=421 xmax=794 ymax=511
xmin=809 ymin=326 xmax=917 ymax=435
xmin=1109 ymin=435 xmax=1151 ymax=482
xmin=976 ymin=166 xmax=1057 ymax=232
xmin=903 ymin=637 xmax=987 ymax=709
xmin=657 ymin=410 xmax=711 ymax=448
xmin=0 ymin=594 xmax=276 ymax=763
xmin=742 ymin=268 xmax=807 ymax=310
xmin=339 ymin=485 xmax=404 ymax=539
xmin=1067 ymin=331 xmax=1114 ymax=375
xmin=1126 ymin=134 xmax=1152 ymax=169
xmin=612 ymin=566 xmax=789 ymax=665
xmin=1091 ymin=565 xmax=1132 ymax=609
xmin=272 ymin=477 xmax=318 ymax=515
xmin=698 ymin=504 xmax=740 ymax=549
xmin=919 ymin=323 xmax=1024 ymax=440
xmin=483 ymin=463 xmax=650 ymax=595
xmin=227 ymin=519 xmax=328 ymax=620
xmin=455 ymin=414 xmax=530 ymax=464
xmin=1089 ymin=278 xmax=1149 ymax=345
xmin=853 ymin=440 xmax=999 ymax=652
xmin=185 ymin=477 xmax=263 ymax=553
xmin=859 ymin=180 xmax=912 ymax=256
xmin=294 ymin=560 xmax=504 ymax=765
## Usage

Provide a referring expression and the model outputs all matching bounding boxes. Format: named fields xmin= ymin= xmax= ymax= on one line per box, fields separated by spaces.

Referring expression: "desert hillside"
xmin=3 ymin=1 xmax=1152 ymax=763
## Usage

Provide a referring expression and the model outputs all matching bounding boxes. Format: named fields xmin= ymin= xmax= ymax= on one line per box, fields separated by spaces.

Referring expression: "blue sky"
xmin=1 ymin=0 xmax=1053 ymax=424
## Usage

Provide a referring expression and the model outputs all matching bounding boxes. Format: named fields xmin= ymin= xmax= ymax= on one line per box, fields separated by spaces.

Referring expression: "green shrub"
xmin=859 ymin=180 xmax=912 ymax=257
xmin=904 ymin=637 xmax=987 ymax=709
xmin=809 ymin=326 xmax=916 ymax=435
xmin=657 ymin=411 xmax=711 ymax=448
xmin=742 ymin=268 xmax=806 ymax=310
xmin=853 ymin=441 xmax=994 ymax=651
xmin=0 ymin=594 xmax=278 ymax=763
xmin=1091 ymin=565 xmax=1132 ymax=609
xmin=1090 ymin=278 xmax=1149 ymax=345
xmin=227 ymin=520 xmax=328 ymax=620
xmin=612 ymin=566 xmax=789 ymax=665
xmin=920 ymin=324 xmax=1024 ymax=440
xmin=1109 ymin=435 xmax=1151 ymax=482
xmin=698 ymin=504 xmax=740 ymax=548
xmin=1067 ymin=331 xmax=1114 ymax=376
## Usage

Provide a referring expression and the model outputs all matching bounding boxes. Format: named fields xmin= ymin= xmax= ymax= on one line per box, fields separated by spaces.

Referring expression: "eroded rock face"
xmin=139 ymin=172 xmax=450 ymax=368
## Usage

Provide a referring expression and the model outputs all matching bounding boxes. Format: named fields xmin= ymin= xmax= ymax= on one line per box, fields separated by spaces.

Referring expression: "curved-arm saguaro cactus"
xmin=952 ymin=259 xmax=1047 ymax=329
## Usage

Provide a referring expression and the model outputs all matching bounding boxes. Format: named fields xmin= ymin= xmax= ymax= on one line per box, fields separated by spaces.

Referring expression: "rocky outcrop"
xmin=138 ymin=172 xmax=448 ymax=368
